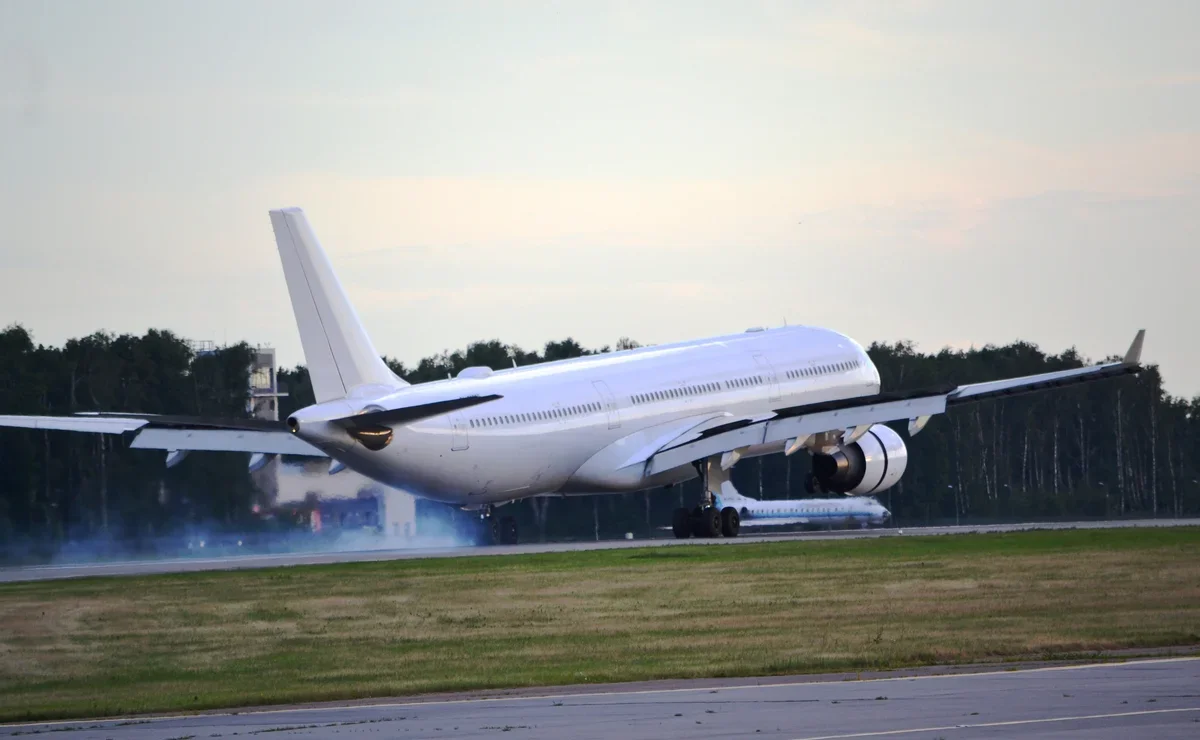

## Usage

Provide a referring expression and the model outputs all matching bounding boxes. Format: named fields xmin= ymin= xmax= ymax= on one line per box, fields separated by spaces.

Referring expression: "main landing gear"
xmin=672 ymin=504 xmax=740 ymax=539
xmin=672 ymin=457 xmax=741 ymax=539
xmin=471 ymin=505 xmax=519 ymax=546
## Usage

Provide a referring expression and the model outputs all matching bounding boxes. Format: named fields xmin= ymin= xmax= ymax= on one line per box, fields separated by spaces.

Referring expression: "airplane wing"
xmin=0 ymin=394 xmax=505 ymax=459
xmin=0 ymin=414 xmax=327 ymax=457
xmin=644 ymin=330 xmax=1145 ymax=476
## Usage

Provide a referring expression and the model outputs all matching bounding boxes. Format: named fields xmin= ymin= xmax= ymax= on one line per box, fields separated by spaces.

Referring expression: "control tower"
xmin=187 ymin=339 xmax=418 ymax=540
xmin=248 ymin=345 xmax=288 ymax=421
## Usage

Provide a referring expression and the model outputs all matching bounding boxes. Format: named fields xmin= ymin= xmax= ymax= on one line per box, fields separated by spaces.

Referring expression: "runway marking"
xmin=789 ymin=706 xmax=1200 ymax=739
xmin=3 ymin=657 xmax=1196 ymax=730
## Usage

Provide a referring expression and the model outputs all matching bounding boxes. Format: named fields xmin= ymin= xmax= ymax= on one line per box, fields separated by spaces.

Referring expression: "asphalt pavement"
xmin=2 ymin=657 xmax=1197 ymax=739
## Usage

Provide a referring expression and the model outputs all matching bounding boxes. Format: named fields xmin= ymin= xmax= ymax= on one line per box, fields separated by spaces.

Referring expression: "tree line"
xmin=1 ymin=324 xmax=1197 ymax=559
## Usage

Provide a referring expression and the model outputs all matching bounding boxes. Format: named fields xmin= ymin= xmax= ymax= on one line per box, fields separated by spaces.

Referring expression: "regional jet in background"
xmin=705 ymin=489 xmax=890 ymax=533
xmin=0 ymin=208 xmax=1146 ymax=545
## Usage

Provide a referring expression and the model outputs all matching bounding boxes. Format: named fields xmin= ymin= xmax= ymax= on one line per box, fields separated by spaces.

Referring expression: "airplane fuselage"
xmin=294 ymin=325 xmax=881 ymax=507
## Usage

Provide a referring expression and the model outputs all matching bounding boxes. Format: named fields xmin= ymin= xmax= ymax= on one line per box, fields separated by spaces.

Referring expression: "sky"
xmin=1 ymin=0 xmax=1197 ymax=396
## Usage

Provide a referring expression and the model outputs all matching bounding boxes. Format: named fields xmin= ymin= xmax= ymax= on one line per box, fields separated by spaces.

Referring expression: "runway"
xmin=2 ymin=657 xmax=1197 ymax=738
xmin=2 ymin=518 xmax=1197 ymax=583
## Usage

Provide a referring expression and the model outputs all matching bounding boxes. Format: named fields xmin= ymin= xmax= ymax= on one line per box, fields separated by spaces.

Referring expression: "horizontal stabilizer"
xmin=0 ymin=415 xmax=148 ymax=434
xmin=332 ymin=394 xmax=503 ymax=430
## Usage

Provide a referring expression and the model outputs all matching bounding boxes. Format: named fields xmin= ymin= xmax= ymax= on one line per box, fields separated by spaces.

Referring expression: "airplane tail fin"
xmin=269 ymin=208 xmax=408 ymax=403
xmin=713 ymin=483 xmax=755 ymax=509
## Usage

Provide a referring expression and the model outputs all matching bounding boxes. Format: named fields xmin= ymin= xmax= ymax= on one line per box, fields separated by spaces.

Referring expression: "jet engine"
xmin=810 ymin=424 xmax=907 ymax=495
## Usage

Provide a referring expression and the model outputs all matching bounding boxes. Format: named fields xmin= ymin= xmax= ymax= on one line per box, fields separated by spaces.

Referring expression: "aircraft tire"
xmin=500 ymin=516 xmax=518 ymax=545
xmin=471 ymin=516 xmax=500 ymax=546
xmin=804 ymin=473 xmax=819 ymax=494
xmin=720 ymin=507 xmax=740 ymax=538
xmin=671 ymin=508 xmax=691 ymax=539
xmin=693 ymin=506 xmax=721 ymax=538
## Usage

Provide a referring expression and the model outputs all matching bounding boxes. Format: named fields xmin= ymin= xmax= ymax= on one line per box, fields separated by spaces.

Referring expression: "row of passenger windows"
xmin=631 ymin=382 xmax=722 ymax=405
xmin=784 ymin=358 xmax=861 ymax=380
xmin=629 ymin=359 xmax=862 ymax=406
xmin=471 ymin=402 xmax=602 ymax=428
xmin=473 ymin=358 xmax=865 ymax=425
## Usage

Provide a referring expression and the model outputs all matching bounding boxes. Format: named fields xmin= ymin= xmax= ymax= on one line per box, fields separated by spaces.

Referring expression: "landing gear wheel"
xmin=720 ymin=507 xmax=740 ymax=538
xmin=692 ymin=506 xmax=721 ymax=538
xmin=487 ymin=516 xmax=501 ymax=545
xmin=499 ymin=516 xmax=518 ymax=545
xmin=672 ymin=508 xmax=692 ymax=539
xmin=804 ymin=473 xmax=820 ymax=495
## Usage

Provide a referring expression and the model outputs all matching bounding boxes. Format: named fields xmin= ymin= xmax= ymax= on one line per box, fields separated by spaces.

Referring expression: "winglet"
xmin=1124 ymin=329 xmax=1145 ymax=365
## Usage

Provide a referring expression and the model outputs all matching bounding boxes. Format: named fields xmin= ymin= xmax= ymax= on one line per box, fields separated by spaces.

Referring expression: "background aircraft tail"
xmin=269 ymin=208 xmax=409 ymax=403
xmin=714 ymin=484 xmax=755 ymax=509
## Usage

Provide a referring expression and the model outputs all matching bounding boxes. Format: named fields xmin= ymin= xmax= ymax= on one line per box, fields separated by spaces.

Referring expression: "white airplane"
xmin=0 ymin=208 xmax=1146 ymax=545
xmin=707 ymin=489 xmax=890 ymax=532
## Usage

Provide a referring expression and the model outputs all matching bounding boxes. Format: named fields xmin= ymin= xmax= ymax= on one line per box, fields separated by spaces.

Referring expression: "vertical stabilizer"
xmin=269 ymin=208 xmax=408 ymax=403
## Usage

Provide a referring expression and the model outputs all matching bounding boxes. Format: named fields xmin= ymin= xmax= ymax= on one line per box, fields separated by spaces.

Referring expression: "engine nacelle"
xmin=811 ymin=423 xmax=907 ymax=495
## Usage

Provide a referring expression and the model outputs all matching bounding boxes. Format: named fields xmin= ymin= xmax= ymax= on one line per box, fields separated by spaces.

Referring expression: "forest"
xmin=1 ymin=324 xmax=1196 ymax=560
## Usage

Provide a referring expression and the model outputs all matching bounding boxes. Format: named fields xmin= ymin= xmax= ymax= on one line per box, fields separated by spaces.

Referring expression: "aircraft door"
xmin=450 ymin=412 xmax=469 ymax=451
xmin=752 ymin=353 xmax=781 ymax=401
xmin=591 ymin=380 xmax=621 ymax=430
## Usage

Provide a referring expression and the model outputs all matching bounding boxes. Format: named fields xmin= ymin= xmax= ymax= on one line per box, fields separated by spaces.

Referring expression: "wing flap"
xmin=335 ymin=394 xmax=502 ymax=429
xmin=130 ymin=428 xmax=326 ymax=456
xmin=0 ymin=415 xmax=149 ymax=434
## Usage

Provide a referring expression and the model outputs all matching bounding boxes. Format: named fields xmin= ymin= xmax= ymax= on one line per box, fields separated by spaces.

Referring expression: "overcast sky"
xmin=1 ymin=1 xmax=1197 ymax=396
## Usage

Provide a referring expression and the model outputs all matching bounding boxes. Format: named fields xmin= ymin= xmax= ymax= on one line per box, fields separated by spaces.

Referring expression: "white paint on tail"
xmin=269 ymin=208 xmax=407 ymax=402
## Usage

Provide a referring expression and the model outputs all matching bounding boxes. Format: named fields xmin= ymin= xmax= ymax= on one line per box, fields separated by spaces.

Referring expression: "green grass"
xmin=1 ymin=528 xmax=1198 ymax=722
